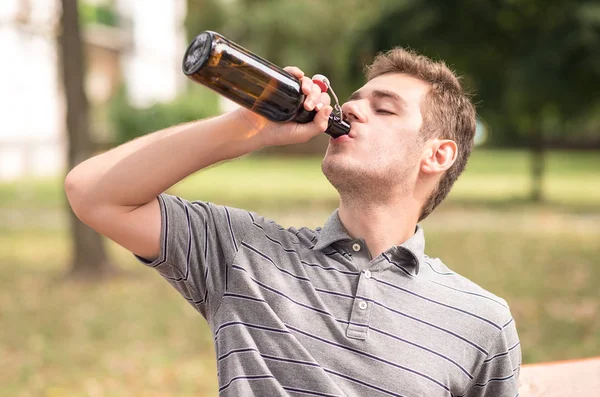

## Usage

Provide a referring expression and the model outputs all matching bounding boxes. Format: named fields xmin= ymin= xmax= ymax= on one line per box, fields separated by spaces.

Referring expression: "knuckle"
xmin=301 ymin=77 xmax=312 ymax=93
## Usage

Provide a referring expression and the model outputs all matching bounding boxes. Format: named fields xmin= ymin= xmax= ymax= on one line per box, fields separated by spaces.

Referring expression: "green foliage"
xmin=185 ymin=0 xmax=379 ymax=101
xmin=79 ymin=1 xmax=118 ymax=27
xmin=349 ymin=0 xmax=600 ymax=146
xmin=185 ymin=0 xmax=230 ymax=41
xmin=3 ymin=150 xmax=599 ymax=211
xmin=108 ymin=86 xmax=220 ymax=145
xmin=1 ymin=153 xmax=599 ymax=393
xmin=185 ymin=0 xmax=600 ymax=147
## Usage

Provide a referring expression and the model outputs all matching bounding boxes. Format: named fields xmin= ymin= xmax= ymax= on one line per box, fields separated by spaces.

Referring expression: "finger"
xmin=292 ymin=105 xmax=333 ymax=144
xmin=315 ymin=92 xmax=331 ymax=111
xmin=300 ymin=77 xmax=318 ymax=110
xmin=283 ymin=66 xmax=304 ymax=80
xmin=308 ymin=83 xmax=324 ymax=111
xmin=300 ymin=76 xmax=314 ymax=99
xmin=314 ymin=105 xmax=333 ymax=132
xmin=304 ymin=79 xmax=328 ymax=111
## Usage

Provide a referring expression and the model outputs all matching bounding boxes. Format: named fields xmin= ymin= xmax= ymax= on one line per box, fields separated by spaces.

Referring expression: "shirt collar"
xmin=312 ymin=209 xmax=426 ymax=275
xmin=312 ymin=209 xmax=353 ymax=251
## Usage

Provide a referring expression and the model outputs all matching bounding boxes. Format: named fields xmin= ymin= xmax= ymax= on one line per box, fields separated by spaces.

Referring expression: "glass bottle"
xmin=182 ymin=31 xmax=350 ymax=138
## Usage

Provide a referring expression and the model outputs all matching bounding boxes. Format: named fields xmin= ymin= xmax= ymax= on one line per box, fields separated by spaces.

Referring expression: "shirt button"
xmin=364 ymin=270 xmax=371 ymax=279
xmin=358 ymin=301 xmax=368 ymax=310
xmin=352 ymin=243 xmax=361 ymax=252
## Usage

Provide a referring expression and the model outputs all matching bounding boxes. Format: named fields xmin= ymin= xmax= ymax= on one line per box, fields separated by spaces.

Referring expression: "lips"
xmin=346 ymin=126 xmax=358 ymax=139
xmin=331 ymin=134 xmax=352 ymax=143
xmin=333 ymin=122 xmax=357 ymax=140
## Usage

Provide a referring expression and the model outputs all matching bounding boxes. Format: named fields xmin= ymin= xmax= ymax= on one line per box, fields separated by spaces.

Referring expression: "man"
xmin=65 ymin=47 xmax=521 ymax=396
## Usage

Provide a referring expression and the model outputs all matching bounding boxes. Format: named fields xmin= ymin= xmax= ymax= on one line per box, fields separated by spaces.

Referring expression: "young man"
xmin=65 ymin=48 xmax=521 ymax=396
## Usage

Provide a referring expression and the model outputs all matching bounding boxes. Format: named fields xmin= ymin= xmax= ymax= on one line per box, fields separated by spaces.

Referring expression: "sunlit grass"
xmin=1 ymin=150 xmax=599 ymax=210
xmin=2 ymin=207 xmax=599 ymax=395
xmin=0 ymin=233 xmax=218 ymax=397
xmin=1 ymin=149 xmax=599 ymax=395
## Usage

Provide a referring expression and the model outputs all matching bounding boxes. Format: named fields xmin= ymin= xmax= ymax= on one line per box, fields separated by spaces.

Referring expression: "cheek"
xmin=382 ymin=130 xmax=423 ymax=167
xmin=364 ymin=119 xmax=422 ymax=162
xmin=382 ymin=124 xmax=420 ymax=153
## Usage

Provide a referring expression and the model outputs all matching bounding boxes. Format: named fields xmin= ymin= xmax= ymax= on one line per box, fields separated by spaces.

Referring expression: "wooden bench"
xmin=519 ymin=356 xmax=600 ymax=397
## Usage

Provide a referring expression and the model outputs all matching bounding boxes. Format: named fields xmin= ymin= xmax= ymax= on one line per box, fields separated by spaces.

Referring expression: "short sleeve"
xmin=136 ymin=193 xmax=253 ymax=320
xmin=461 ymin=315 xmax=522 ymax=397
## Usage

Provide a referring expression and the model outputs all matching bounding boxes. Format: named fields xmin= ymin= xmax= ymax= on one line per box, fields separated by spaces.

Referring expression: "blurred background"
xmin=1 ymin=0 xmax=599 ymax=395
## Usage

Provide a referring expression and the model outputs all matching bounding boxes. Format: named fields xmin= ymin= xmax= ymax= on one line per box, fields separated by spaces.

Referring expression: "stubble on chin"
xmin=321 ymin=154 xmax=399 ymax=204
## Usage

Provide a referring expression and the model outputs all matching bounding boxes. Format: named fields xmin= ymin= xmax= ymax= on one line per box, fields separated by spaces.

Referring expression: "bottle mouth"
xmin=182 ymin=31 xmax=213 ymax=75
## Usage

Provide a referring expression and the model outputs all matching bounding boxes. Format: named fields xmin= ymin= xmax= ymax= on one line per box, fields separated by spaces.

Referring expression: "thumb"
xmin=291 ymin=106 xmax=333 ymax=143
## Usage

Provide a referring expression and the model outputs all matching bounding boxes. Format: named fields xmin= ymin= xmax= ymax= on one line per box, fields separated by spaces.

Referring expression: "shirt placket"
xmin=346 ymin=240 xmax=375 ymax=340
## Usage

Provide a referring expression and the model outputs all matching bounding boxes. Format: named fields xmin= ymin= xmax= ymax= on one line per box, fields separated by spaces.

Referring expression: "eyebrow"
xmin=348 ymin=89 xmax=408 ymax=108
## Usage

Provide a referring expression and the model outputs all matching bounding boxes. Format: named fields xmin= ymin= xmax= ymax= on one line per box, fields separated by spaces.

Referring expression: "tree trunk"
xmin=530 ymin=128 xmax=545 ymax=202
xmin=58 ymin=0 xmax=116 ymax=279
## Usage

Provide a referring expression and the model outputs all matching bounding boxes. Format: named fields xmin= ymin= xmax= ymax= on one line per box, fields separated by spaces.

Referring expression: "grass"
xmin=1 ymin=149 xmax=599 ymax=396
xmin=0 ymin=232 xmax=218 ymax=397
xmin=1 ymin=149 xmax=600 ymax=210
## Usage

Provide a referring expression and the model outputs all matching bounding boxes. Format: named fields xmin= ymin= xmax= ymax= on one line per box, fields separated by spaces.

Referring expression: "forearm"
xmin=65 ymin=110 xmax=262 ymax=212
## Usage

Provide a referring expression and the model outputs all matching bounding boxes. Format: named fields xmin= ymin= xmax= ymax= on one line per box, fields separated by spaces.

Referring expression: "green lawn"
xmin=1 ymin=149 xmax=599 ymax=210
xmin=1 ymin=149 xmax=599 ymax=396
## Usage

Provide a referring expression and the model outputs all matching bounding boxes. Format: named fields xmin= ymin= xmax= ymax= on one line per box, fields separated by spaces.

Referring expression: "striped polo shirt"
xmin=139 ymin=193 xmax=521 ymax=397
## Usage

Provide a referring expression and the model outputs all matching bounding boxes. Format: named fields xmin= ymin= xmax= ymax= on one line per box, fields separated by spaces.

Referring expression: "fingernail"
xmin=316 ymin=102 xmax=323 ymax=111
xmin=306 ymin=100 xmax=314 ymax=109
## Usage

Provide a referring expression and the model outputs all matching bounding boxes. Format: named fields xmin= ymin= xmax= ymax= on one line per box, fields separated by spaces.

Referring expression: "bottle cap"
xmin=312 ymin=74 xmax=343 ymax=121
xmin=311 ymin=74 xmax=330 ymax=92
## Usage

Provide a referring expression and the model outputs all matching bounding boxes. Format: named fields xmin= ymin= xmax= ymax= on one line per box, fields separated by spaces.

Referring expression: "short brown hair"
xmin=366 ymin=48 xmax=477 ymax=221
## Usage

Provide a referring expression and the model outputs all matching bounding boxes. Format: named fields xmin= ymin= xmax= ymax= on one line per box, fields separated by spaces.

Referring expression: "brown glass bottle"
xmin=182 ymin=31 xmax=350 ymax=138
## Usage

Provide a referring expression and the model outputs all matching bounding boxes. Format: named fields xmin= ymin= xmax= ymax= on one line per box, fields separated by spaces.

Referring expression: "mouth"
xmin=339 ymin=126 xmax=358 ymax=138
xmin=331 ymin=134 xmax=354 ymax=143
xmin=346 ymin=122 xmax=358 ymax=138
xmin=330 ymin=122 xmax=358 ymax=142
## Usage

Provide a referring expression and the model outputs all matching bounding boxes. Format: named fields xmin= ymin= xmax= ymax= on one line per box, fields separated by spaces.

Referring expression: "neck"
xmin=337 ymin=194 xmax=421 ymax=259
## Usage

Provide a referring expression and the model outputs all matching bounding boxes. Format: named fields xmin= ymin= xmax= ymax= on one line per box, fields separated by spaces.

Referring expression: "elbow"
xmin=64 ymin=167 xmax=94 ymax=222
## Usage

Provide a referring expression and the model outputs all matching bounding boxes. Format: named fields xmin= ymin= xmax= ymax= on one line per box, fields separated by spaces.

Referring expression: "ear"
xmin=421 ymin=139 xmax=457 ymax=175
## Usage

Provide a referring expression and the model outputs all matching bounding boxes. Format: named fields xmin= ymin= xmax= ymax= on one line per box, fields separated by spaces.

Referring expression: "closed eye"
xmin=376 ymin=109 xmax=395 ymax=115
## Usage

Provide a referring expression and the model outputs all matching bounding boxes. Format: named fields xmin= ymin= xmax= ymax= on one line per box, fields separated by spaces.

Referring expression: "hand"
xmin=232 ymin=66 xmax=333 ymax=147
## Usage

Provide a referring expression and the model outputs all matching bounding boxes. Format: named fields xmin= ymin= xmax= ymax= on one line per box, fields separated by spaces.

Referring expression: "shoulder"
xmin=423 ymin=255 xmax=513 ymax=327
xmin=164 ymin=195 xmax=320 ymax=249
xmin=234 ymin=209 xmax=319 ymax=249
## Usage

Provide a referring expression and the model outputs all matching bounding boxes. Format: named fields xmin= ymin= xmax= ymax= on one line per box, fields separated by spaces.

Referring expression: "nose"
xmin=341 ymin=99 xmax=368 ymax=123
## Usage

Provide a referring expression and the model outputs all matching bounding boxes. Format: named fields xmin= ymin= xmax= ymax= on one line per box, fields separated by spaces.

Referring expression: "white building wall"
xmin=115 ymin=0 xmax=188 ymax=107
xmin=0 ymin=0 xmax=65 ymax=181
xmin=0 ymin=0 xmax=187 ymax=181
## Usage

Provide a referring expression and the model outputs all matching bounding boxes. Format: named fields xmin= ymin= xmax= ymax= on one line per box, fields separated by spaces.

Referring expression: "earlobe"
xmin=421 ymin=140 xmax=457 ymax=174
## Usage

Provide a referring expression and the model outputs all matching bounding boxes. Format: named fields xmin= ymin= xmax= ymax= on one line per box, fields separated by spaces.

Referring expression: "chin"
xmin=322 ymin=155 xmax=368 ymax=189
xmin=322 ymin=152 xmax=355 ymax=174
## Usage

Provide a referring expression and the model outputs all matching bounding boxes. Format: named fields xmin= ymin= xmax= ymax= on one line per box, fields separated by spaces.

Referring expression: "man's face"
xmin=322 ymin=73 xmax=431 ymax=200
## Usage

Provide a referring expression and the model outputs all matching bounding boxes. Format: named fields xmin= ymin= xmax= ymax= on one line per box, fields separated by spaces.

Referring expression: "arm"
xmin=462 ymin=317 xmax=521 ymax=397
xmin=65 ymin=67 xmax=332 ymax=260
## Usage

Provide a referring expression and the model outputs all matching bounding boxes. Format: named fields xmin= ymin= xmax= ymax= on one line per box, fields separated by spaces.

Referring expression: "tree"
xmin=349 ymin=0 xmax=600 ymax=201
xmin=58 ymin=0 xmax=116 ymax=278
xmin=183 ymin=0 xmax=379 ymax=154
xmin=185 ymin=0 xmax=379 ymax=100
